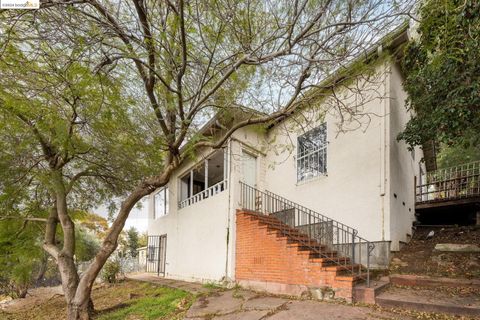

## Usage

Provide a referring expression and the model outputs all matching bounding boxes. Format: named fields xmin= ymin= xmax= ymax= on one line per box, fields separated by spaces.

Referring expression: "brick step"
xmin=323 ymin=264 xmax=364 ymax=273
xmin=287 ymin=239 xmax=325 ymax=248
xmin=335 ymin=272 xmax=368 ymax=283
xmin=308 ymin=251 xmax=339 ymax=259
xmin=237 ymin=210 xmax=369 ymax=301
xmin=309 ymin=257 xmax=351 ymax=266
xmin=376 ymin=286 xmax=480 ymax=317
xmin=266 ymin=229 xmax=304 ymax=239
xmin=287 ymin=242 xmax=327 ymax=251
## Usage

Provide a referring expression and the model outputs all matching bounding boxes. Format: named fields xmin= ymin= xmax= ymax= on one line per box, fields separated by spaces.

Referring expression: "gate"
xmin=146 ymin=235 xmax=167 ymax=276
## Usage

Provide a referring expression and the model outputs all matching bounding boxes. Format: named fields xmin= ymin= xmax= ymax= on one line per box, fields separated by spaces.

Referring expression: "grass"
xmin=0 ymin=280 xmax=194 ymax=320
xmin=202 ymin=282 xmax=224 ymax=290
xmin=96 ymin=284 xmax=191 ymax=320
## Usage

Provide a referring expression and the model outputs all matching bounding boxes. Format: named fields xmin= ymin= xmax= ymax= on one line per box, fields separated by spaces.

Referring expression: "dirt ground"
xmin=0 ymin=286 xmax=64 ymax=313
xmin=390 ymin=226 xmax=480 ymax=278
xmin=0 ymin=280 xmax=192 ymax=320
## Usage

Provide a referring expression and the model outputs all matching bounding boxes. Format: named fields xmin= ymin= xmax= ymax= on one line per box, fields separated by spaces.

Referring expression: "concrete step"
xmin=389 ymin=274 xmax=480 ymax=289
xmin=353 ymin=280 xmax=390 ymax=304
xmin=376 ymin=286 xmax=480 ymax=317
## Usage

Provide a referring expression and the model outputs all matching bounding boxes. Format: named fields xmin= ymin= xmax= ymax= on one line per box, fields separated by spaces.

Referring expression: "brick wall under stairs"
xmin=235 ymin=210 xmax=366 ymax=301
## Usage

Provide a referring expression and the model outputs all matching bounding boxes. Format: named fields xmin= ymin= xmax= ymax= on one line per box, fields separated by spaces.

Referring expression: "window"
xmin=178 ymin=149 xmax=227 ymax=208
xmin=154 ymin=188 xmax=169 ymax=219
xmin=297 ymin=123 xmax=327 ymax=182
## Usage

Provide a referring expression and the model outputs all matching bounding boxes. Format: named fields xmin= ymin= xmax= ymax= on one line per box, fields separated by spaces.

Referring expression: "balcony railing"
xmin=178 ymin=180 xmax=227 ymax=209
xmin=240 ymin=182 xmax=374 ymax=286
xmin=416 ymin=161 xmax=480 ymax=204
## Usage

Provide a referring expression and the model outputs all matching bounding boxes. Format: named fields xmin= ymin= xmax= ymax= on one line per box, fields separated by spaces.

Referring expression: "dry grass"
xmin=0 ymin=280 xmax=194 ymax=320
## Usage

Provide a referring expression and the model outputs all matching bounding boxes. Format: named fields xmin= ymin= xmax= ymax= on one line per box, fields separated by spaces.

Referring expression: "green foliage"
xmin=74 ymin=211 xmax=109 ymax=239
xmin=437 ymin=140 xmax=480 ymax=169
xmin=126 ymin=227 xmax=140 ymax=258
xmin=399 ymin=0 xmax=480 ymax=148
xmin=138 ymin=232 xmax=148 ymax=248
xmin=101 ymin=259 xmax=121 ymax=284
xmin=0 ymin=219 xmax=44 ymax=298
xmin=0 ymin=41 xmax=164 ymax=214
xmin=75 ymin=228 xmax=101 ymax=262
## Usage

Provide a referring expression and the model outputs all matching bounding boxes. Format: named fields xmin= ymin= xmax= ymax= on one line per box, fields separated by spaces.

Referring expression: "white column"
xmin=189 ymin=170 xmax=193 ymax=198
xmin=223 ymin=148 xmax=227 ymax=181
xmin=205 ymin=159 xmax=209 ymax=189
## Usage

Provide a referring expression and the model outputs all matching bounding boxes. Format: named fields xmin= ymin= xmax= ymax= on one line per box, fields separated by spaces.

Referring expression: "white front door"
xmin=242 ymin=151 xmax=257 ymax=187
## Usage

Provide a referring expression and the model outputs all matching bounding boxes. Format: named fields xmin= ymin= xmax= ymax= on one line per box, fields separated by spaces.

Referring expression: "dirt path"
xmin=0 ymin=286 xmax=63 ymax=314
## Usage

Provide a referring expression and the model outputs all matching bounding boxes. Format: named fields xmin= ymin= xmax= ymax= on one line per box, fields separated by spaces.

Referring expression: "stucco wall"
xmin=259 ymin=66 xmax=389 ymax=243
xmin=147 ymin=147 xmax=231 ymax=282
xmin=388 ymin=63 xmax=423 ymax=251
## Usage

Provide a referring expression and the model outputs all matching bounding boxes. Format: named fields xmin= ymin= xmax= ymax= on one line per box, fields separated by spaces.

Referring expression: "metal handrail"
xmin=239 ymin=182 xmax=373 ymax=286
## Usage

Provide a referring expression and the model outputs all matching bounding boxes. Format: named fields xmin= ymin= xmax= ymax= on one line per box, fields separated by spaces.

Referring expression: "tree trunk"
xmin=66 ymin=299 xmax=94 ymax=320
xmin=17 ymin=286 xmax=28 ymax=299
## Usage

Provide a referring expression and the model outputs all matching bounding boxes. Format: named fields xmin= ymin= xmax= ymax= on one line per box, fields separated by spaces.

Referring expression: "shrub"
xmin=102 ymin=259 xmax=121 ymax=283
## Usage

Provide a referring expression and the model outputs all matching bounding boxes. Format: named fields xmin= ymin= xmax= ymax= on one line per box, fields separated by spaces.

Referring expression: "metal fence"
xmin=240 ymin=182 xmax=373 ymax=286
xmin=416 ymin=161 xmax=480 ymax=203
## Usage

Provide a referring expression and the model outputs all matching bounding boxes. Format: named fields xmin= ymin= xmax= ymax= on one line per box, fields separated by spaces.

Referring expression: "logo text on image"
xmin=0 ymin=0 xmax=39 ymax=9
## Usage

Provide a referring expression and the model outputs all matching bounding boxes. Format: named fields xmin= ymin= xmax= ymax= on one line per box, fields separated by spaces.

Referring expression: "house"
xmin=136 ymin=246 xmax=147 ymax=270
xmin=146 ymin=26 xmax=425 ymax=301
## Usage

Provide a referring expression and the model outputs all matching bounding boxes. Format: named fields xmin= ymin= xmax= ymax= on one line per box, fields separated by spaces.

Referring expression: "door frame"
xmin=241 ymin=149 xmax=258 ymax=187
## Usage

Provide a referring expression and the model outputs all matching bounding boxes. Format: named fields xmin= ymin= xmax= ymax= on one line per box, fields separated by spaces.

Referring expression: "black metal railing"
xmin=240 ymin=181 xmax=374 ymax=286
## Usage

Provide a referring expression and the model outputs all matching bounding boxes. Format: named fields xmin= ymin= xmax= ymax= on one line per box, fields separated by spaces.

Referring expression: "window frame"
xmin=296 ymin=123 xmax=327 ymax=183
xmin=153 ymin=187 xmax=169 ymax=219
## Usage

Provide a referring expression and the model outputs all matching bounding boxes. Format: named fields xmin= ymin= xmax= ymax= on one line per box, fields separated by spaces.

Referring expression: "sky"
xmin=95 ymin=197 xmax=149 ymax=233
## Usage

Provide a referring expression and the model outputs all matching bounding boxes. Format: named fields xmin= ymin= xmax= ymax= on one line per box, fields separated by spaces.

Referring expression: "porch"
xmin=415 ymin=161 xmax=480 ymax=224
xmin=415 ymin=161 xmax=480 ymax=207
xmin=178 ymin=149 xmax=228 ymax=209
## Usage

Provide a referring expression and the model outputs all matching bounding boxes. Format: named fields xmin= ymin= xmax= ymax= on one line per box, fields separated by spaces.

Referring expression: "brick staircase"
xmin=235 ymin=210 xmax=367 ymax=301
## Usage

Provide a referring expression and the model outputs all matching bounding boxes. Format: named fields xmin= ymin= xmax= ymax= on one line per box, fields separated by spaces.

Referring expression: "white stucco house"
xmin=145 ymin=26 xmax=424 ymax=300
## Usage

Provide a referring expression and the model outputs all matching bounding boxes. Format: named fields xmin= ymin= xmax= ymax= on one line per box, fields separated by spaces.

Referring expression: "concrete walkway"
xmin=185 ymin=290 xmax=415 ymax=320
xmin=128 ymin=274 xmax=415 ymax=319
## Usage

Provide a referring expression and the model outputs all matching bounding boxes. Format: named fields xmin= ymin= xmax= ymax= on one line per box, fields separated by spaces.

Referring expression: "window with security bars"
xmin=297 ymin=123 xmax=327 ymax=182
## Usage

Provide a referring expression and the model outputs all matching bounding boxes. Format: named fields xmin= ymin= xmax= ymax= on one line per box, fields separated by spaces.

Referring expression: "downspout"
xmin=380 ymin=58 xmax=390 ymax=241
xmin=224 ymin=138 xmax=233 ymax=281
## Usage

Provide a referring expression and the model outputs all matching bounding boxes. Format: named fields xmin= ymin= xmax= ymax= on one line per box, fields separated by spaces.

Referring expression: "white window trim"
xmin=153 ymin=187 xmax=169 ymax=219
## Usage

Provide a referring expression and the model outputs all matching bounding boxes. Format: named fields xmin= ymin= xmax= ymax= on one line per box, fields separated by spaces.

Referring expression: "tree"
xmin=138 ymin=232 xmax=148 ymax=248
xmin=1 ymin=1 xmax=414 ymax=318
xmin=0 ymin=218 xmax=45 ymax=298
xmin=126 ymin=227 xmax=140 ymax=258
xmin=0 ymin=42 xmax=159 ymax=318
xmin=75 ymin=212 xmax=109 ymax=240
xmin=398 ymin=0 xmax=480 ymax=150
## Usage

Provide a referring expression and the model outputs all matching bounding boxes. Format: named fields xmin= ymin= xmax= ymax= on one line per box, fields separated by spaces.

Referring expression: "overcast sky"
xmin=95 ymin=197 xmax=149 ymax=233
